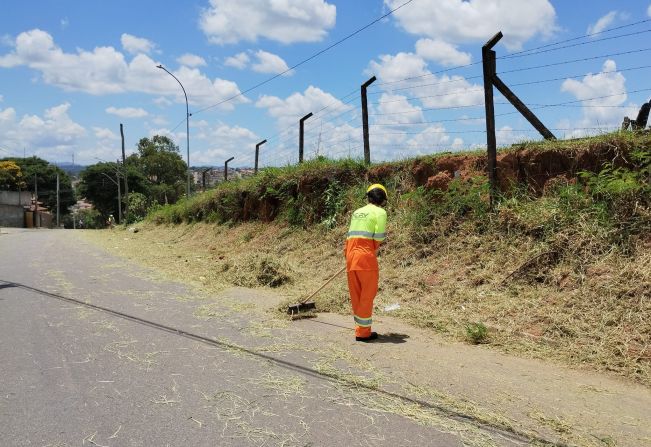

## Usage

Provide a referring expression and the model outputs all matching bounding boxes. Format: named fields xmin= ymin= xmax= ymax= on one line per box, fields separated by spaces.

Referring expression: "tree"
xmin=124 ymin=192 xmax=148 ymax=223
xmin=0 ymin=160 xmax=26 ymax=190
xmin=3 ymin=156 xmax=75 ymax=214
xmin=78 ymin=162 xmax=122 ymax=219
xmin=77 ymin=162 xmax=150 ymax=222
xmin=134 ymin=135 xmax=187 ymax=203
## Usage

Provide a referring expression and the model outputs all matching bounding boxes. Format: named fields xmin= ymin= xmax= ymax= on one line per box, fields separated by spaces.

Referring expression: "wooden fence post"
xmin=255 ymin=139 xmax=267 ymax=175
xmin=482 ymin=32 xmax=501 ymax=205
xmin=361 ymin=76 xmax=376 ymax=164
xmin=299 ymin=113 xmax=313 ymax=163
xmin=224 ymin=157 xmax=234 ymax=181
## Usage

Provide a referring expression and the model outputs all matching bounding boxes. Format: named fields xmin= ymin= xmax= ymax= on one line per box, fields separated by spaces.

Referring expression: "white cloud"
xmin=140 ymin=121 xmax=260 ymax=166
xmin=153 ymin=96 xmax=172 ymax=107
xmin=255 ymin=86 xmax=361 ymax=163
xmin=0 ymin=102 xmax=86 ymax=157
xmin=93 ymin=127 xmax=119 ymax=140
xmin=373 ymin=93 xmax=424 ymax=125
xmin=0 ymin=29 xmax=247 ymax=109
xmin=0 ymin=29 xmax=128 ymax=94
xmin=121 ymin=33 xmax=155 ymax=55
xmin=256 ymin=85 xmax=352 ymax=128
xmin=405 ymin=124 xmax=459 ymax=154
xmin=225 ymin=50 xmax=292 ymax=75
xmin=224 ymin=52 xmax=250 ymax=69
xmin=192 ymin=123 xmax=260 ymax=164
xmin=105 ymin=106 xmax=148 ymax=118
xmin=200 ymin=0 xmax=336 ymax=44
xmin=60 ymin=18 xmax=69 ymax=30
xmin=367 ymin=52 xmax=484 ymax=108
xmin=251 ymin=50 xmax=292 ymax=75
xmin=415 ymin=38 xmax=471 ymax=66
xmin=587 ymin=11 xmax=622 ymax=36
xmin=177 ymin=53 xmax=206 ymax=67
xmin=368 ymin=51 xmax=428 ymax=84
xmin=385 ymin=0 xmax=557 ymax=51
xmin=560 ymin=59 xmax=638 ymax=137
xmin=496 ymin=125 xmax=529 ymax=146
xmin=648 ymin=4 xmax=651 ymax=17
xmin=149 ymin=115 xmax=169 ymax=126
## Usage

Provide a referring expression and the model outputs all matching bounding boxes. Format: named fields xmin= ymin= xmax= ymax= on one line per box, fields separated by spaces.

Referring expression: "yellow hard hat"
xmin=367 ymin=183 xmax=387 ymax=199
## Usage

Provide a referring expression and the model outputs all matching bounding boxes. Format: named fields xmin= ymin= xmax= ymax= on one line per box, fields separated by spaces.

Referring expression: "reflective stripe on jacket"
xmin=345 ymin=204 xmax=387 ymax=271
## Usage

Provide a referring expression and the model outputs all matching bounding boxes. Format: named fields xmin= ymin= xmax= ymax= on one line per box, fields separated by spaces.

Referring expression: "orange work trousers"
xmin=347 ymin=270 xmax=379 ymax=338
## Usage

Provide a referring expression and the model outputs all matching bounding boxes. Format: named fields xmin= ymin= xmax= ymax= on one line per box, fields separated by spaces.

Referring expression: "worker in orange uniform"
xmin=344 ymin=184 xmax=387 ymax=342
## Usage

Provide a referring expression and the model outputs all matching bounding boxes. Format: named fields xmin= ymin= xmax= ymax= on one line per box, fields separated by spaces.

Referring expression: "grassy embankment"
xmin=136 ymin=132 xmax=650 ymax=385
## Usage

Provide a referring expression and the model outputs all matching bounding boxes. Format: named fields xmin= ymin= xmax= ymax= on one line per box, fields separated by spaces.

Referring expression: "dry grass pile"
xmin=223 ymin=253 xmax=293 ymax=288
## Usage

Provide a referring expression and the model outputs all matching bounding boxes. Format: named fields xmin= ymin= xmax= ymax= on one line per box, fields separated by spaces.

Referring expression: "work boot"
xmin=356 ymin=332 xmax=378 ymax=342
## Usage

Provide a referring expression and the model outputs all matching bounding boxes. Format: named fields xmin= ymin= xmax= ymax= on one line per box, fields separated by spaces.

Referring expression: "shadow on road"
xmin=0 ymin=278 xmax=561 ymax=446
xmin=376 ymin=332 xmax=409 ymax=344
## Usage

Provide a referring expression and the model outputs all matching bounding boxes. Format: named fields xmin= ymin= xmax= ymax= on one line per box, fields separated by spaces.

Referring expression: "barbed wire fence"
xmin=185 ymin=18 xmax=651 ymax=189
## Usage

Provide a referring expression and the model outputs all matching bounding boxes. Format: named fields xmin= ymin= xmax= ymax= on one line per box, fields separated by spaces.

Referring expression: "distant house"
xmin=191 ymin=167 xmax=256 ymax=190
xmin=0 ymin=190 xmax=53 ymax=228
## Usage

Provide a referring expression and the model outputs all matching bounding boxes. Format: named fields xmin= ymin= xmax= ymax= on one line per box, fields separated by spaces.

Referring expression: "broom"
xmin=286 ymin=266 xmax=346 ymax=315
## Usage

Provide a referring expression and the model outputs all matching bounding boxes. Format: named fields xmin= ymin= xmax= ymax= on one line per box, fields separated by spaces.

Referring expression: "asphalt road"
xmin=0 ymin=228 xmax=521 ymax=446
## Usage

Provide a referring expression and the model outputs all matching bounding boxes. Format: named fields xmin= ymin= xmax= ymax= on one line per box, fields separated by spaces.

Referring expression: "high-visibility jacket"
xmin=344 ymin=203 xmax=387 ymax=271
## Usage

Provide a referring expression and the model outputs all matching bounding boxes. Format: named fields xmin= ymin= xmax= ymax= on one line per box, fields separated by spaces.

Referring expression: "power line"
xmin=375 ymin=62 xmax=651 ymax=96
xmin=192 ymin=0 xmax=416 ymax=115
xmin=371 ymin=18 xmax=651 ymax=89
xmin=372 ymin=63 xmax=480 ymax=88
xmin=506 ymin=18 xmax=651 ymax=58
xmin=499 ymin=47 xmax=651 ymax=75
xmin=501 ymin=28 xmax=651 ymax=60
xmin=371 ymin=74 xmax=483 ymax=94
xmin=506 ymin=64 xmax=651 ymax=87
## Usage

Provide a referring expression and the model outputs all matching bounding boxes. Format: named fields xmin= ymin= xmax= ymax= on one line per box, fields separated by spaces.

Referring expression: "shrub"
xmin=465 ymin=322 xmax=489 ymax=344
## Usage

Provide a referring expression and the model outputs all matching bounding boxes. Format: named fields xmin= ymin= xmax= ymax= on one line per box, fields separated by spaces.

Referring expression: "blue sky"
xmin=1 ymin=0 xmax=650 ymax=167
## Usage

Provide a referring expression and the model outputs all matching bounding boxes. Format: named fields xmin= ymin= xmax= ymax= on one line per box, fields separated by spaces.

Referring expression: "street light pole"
xmin=156 ymin=64 xmax=191 ymax=199
xmin=100 ymin=172 xmax=121 ymax=223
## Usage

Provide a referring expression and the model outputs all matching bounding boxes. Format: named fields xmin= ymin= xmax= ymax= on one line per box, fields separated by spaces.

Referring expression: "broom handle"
xmin=301 ymin=266 xmax=347 ymax=304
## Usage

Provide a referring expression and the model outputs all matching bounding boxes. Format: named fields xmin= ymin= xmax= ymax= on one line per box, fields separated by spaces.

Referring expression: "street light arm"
xmin=93 ymin=157 xmax=126 ymax=175
xmin=157 ymin=64 xmax=191 ymax=199
xmin=100 ymin=172 xmax=119 ymax=187
xmin=156 ymin=65 xmax=189 ymax=112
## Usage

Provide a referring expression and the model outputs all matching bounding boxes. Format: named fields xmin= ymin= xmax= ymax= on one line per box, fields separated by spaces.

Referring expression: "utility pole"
xmin=116 ymin=160 xmax=122 ymax=224
xmin=224 ymin=157 xmax=234 ymax=181
xmin=101 ymin=171 xmax=121 ymax=223
xmin=120 ymin=124 xmax=129 ymax=222
xmin=299 ymin=113 xmax=313 ymax=163
xmin=361 ymin=76 xmax=376 ymax=164
xmin=254 ymin=139 xmax=267 ymax=175
xmin=56 ymin=173 xmax=60 ymax=228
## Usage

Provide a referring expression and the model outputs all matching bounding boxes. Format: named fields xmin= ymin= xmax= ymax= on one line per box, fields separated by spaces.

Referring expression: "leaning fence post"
xmin=482 ymin=32 xmax=501 ymax=205
xmin=254 ymin=139 xmax=267 ymax=175
xmin=361 ymin=76 xmax=376 ymax=164
xmin=299 ymin=113 xmax=313 ymax=163
xmin=224 ymin=157 xmax=234 ymax=181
